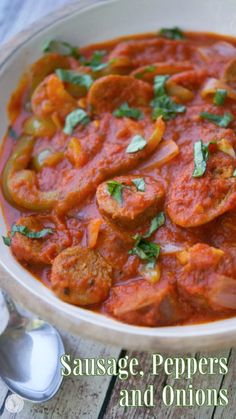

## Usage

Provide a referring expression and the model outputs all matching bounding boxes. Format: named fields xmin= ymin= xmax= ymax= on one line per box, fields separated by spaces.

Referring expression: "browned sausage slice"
xmin=11 ymin=215 xmax=71 ymax=265
xmin=109 ymin=38 xmax=198 ymax=68
xmin=51 ymin=246 xmax=112 ymax=306
xmin=105 ymin=279 xmax=191 ymax=326
xmin=177 ymin=243 xmax=236 ymax=311
xmin=96 ymin=175 xmax=165 ymax=229
xmin=167 ymin=153 xmax=236 ymax=227
xmin=87 ymin=75 xmax=153 ymax=113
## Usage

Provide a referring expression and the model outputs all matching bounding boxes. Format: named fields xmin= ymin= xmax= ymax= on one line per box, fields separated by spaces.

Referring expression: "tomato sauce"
xmin=0 ymin=30 xmax=236 ymax=327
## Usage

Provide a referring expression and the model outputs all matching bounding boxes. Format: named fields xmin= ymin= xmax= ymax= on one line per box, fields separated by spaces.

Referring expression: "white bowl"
xmin=0 ymin=0 xmax=236 ymax=352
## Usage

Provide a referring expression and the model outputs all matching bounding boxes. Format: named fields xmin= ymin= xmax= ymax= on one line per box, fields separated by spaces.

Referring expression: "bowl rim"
xmin=0 ymin=0 xmax=236 ymax=352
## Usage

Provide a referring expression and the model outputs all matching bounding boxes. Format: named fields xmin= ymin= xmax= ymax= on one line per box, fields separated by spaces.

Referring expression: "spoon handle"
xmin=1 ymin=290 xmax=26 ymax=329
xmin=0 ymin=290 xmax=10 ymax=334
xmin=1 ymin=289 xmax=17 ymax=311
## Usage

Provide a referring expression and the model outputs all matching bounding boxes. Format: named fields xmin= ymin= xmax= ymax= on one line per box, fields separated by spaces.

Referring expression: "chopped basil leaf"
xmin=63 ymin=109 xmax=90 ymax=135
xmin=2 ymin=236 xmax=11 ymax=246
xmin=2 ymin=224 xmax=53 ymax=247
xmin=107 ymin=178 xmax=147 ymax=203
xmin=144 ymin=212 xmax=165 ymax=238
xmin=154 ymin=75 xmax=169 ymax=96
xmin=12 ymin=225 xmax=53 ymax=239
xmin=132 ymin=178 xmax=146 ymax=192
xmin=192 ymin=140 xmax=210 ymax=178
xmin=107 ymin=180 xmax=123 ymax=204
xmin=151 ymin=75 xmax=186 ymax=120
xmin=200 ymin=112 xmax=233 ymax=127
xmin=213 ymin=89 xmax=227 ymax=106
xmin=159 ymin=27 xmax=185 ymax=40
xmin=81 ymin=50 xmax=108 ymax=72
xmin=113 ymin=103 xmax=143 ymax=120
xmin=129 ymin=234 xmax=160 ymax=265
xmin=152 ymin=95 xmax=186 ymax=120
xmin=56 ymin=69 xmax=93 ymax=90
xmin=126 ymin=135 xmax=147 ymax=153
xmin=128 ymin=213 xmax=164 ymax=265
xmin=42 ymin=40 xmax=80 ymax=59
xmin=8 ymin=126 xmax=17 ymax=140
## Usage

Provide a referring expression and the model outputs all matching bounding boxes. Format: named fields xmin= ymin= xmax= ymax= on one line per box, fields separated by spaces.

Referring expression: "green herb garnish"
xmin=159 ymin=27 xmax=185 ymax=40
xmin=132 ymin=178 xmax=146 ymax=192
xmin=107 ymin=178 xmax=147 ymax=204
xmin=42 ymin=40 xmax=80 ymax=59
xmin=213 ymin=89 xmax=227 ymax=106
xmin=2 ymin=224 xmax=53 ymax=247
xmin=126 ymin=135 xmax=147 ymax=153
xmin=154 ymin=75 xmax=169 ymax=96
xmin=56 ymin=69 xmax=93 ymax=90
xmin=129 ymin=235 xmax=160 ymax=267
xmin=151 ymin=75 xmax=186 ymax=120
xmin=129 ymin=213 xmax=165 ymax=266
xmin=81 ymin=50 xmax=108 ymax=72
xmin=200 ymin=112 xmax=233 ymax=128
xmin=152 ymin=95 xmax=186 ymax=120
xmin=2 ymin=236 xmax=11 ymax=246
xmin=192 ymin=140 xmax=211 ymax=178
xmin=63 ymin=109 xmax=90 ymax=135
xmin=143 ymin=212 xmax=165 ymax=238
xmin=113 ymin=103 xmax=143 ymax=120
xmin=107 ymin=180 xmax=124 ymax=204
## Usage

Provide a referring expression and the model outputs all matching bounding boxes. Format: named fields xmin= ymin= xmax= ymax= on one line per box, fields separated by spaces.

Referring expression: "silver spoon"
xmin=0 ymin=290 xmax=64 ymax=402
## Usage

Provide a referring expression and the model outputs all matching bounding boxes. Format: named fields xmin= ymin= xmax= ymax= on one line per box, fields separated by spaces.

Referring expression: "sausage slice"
xmin=11 ymin=215 xmax=71 ymax=265
xmin=87 ymin=75 xmax=153 ymax=113
xmin=105 ymin=279 xmax=191 ymax=326
xmin=96 ymin=175 xmax=165 ymax=229
xmin=177 ymin=243 xmax=236 ymax=312
xmin=51 ymin=246 xmax=112 ymax=306
xmin=167 ymin=152 xmax=236 ymax=227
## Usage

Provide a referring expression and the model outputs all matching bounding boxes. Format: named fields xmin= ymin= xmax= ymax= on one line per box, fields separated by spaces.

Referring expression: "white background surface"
xmin=0 ymin=0 xmax=69 ymax=43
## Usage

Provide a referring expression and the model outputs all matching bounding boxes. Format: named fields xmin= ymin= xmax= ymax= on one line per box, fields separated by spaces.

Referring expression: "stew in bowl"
xmin=0 ymin=27 xmax=235 ymax=328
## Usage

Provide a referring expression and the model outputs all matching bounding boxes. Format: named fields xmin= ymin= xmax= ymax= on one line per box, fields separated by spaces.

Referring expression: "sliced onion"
xmin=166 ymin=81 xmax=194 ymax=102
xmin=161 ymin=243 xmax=186 ymax=255
xmin=209 ymin=274 xmax=236 ymax=310
xmin=66 ymin=137 xmax=87 ymax=167
xmin=197 ymin=42 xmax=236 ymax=62
xmin=217 ymin=138 xmax=236 ymax=158
xmin=141 ymin=140 xmax=179 ymax=171
xmin=223 ymin=58 xmax=236 ymax=82
xmin=32 ymin=149 xmax=64 ymax=171
xmin=212 ymin=41 xmax=236 ymax=57
xmin=201 ymin=78 xmax=220 ymax=97
xmin=201 ymin=77 xmax=236 ymax=101
xmin=23 ymin=115 xmax=56 ymax=138
xmin=146 ymin=116 xmax=166 ymax=153
xmin=87 ymin=219 xmax=102 ymax=248
xmin=139 ymin=263 xmax=161 ymax=283
xmin=32 ymin=149 xmax=51 ymax=171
